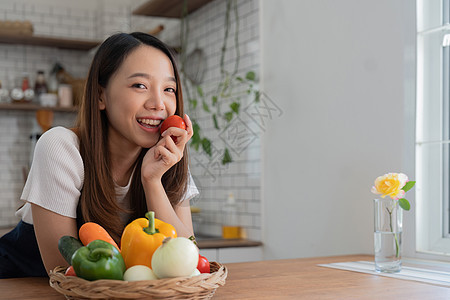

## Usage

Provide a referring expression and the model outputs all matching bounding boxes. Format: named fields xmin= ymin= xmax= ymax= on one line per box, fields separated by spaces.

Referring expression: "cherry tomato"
xmin=160 ymin=115 xmax=186 ymax=134
xmin=160 ymin=115 xmax=187 ymax=143
xmin=197 ymin=254 xmax=210 ymax=274
xmin=65 ymin=265 xmax=76 ymax=277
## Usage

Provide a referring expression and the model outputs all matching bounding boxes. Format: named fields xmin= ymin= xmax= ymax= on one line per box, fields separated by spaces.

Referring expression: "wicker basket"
xmin=49 ymin=262 xmax=227 ymax=300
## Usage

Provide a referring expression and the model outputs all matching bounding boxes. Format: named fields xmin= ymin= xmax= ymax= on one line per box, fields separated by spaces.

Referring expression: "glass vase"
xmin=374 ymin=198 xmax=403 ymax=273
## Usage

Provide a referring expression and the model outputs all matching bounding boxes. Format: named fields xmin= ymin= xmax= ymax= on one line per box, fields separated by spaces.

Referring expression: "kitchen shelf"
xmin=133 ymin=0 xmax=214 ymax=18
xmin=0 ymin=102 xmax=77 ymax=112
xmin=0 ymin=33 xmax=100 ymax=51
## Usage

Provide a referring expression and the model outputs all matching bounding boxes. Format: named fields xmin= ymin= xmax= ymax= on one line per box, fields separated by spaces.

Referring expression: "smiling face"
xmin=99 ymin=45 xmax=177 ymax=150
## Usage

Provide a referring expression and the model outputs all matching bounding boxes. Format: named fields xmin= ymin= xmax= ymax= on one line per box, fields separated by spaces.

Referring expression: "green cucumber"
xmin=58 ymin=235 xmax=84 ymax=265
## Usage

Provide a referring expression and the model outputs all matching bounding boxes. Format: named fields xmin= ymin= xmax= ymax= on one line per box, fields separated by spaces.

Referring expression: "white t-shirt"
xmin=16 ymin=126 xmax=199 ymax=224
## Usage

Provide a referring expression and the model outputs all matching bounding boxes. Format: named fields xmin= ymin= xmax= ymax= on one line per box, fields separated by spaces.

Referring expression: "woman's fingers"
xmin=184 ymin=114 xmax=194 ymax=139
xmin=155 ymin=135 xmax=183 ymax=159
xmin=161 ymin=127 xmax=186 ymax=143
xmin=153 ymin=142 xmax=180 ymax=166
xmin=161 ymin=125 xmax=190 ymax=147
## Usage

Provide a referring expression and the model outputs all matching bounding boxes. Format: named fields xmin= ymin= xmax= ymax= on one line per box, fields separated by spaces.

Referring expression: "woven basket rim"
xmin=49 ymin=261 xmax=227 ymax=300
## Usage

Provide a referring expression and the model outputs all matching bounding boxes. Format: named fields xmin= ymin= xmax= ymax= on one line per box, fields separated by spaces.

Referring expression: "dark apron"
xmin=0 ymin=221 xmax=47 ymax=278
xmin=0 ymin=208 xmax=84 ymax=278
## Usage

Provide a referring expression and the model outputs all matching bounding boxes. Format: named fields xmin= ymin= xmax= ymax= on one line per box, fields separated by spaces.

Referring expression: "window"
xmin=416 ymin=0 xmax=450 ymax=256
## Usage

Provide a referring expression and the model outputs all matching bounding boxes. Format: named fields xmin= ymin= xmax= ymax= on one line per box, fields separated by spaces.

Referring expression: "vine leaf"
xmin=197 ymin=86 xmax=204 ymax=97
xmin=202 ymin=101 xmax=210 ymax=112
xmin=189 ymin=98 xmax=198 ymax=109
xmin=254 ymin=90 xmax=261 ymax=102
xmin=201 ymin=138 xmax=212 ymax=156
xmin=224 ymin=111 xmax=234 ymax=122
xmin=212 ymin=114 xmax=219 ymax=130
xmin=246 ymin=71 xmax=256 ymax=81
xmin=230 ymin=102 xmax=240 ymax=114
xmin=190 ymin=121 xmax=201 ymax=151
xmin=222 ymin=148 xmax=232 ymax=165
xmin=212 ymin=96 xmax=218 ymax=106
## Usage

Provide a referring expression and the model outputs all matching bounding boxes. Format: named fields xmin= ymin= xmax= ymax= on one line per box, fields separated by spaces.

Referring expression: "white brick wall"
xmin=0 ymin=111 xmax=77 ymax=227
xmin=0 ymin=0 xmax=262 ymax=241
xmin=171 ymin=0 xmax=261 ymax=240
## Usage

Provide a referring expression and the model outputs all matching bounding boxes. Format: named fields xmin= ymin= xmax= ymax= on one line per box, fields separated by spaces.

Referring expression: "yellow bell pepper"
xmin=120 ymin=211 xmax=177 ymax=269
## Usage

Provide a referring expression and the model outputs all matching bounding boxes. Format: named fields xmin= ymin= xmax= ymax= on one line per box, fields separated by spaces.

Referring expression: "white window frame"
xmin=414 ymin=0 xmax=450 ymax=259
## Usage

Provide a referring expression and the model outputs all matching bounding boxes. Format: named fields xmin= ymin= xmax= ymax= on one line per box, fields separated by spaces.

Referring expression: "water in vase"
xmin=374 ymin=231 xmax=402 ymax=273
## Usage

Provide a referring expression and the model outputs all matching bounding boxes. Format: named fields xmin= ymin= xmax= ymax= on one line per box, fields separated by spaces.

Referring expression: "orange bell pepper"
xmin=120 ymin=211 xmax=177 ymax=269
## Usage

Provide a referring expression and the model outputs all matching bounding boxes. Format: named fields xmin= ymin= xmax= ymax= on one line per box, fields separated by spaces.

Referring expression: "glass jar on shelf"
xmin=34 ymin=70 xmax=48 ymax=104
xmin=22 ymin=75 xmax=35 ymax=102
xmin=0 ymin=80 xmax=10 ymax=103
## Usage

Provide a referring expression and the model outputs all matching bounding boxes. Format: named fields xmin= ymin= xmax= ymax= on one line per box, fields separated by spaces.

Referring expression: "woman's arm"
xmin=31 ymin=204 xmax=78 ymax=273
xmin=20 ymin=128 xmax=83 ymax=274
xmin=143 ymin=181 xmax=194 ymax=237
xmin=141 ymin=114 xmax=194 ymax=237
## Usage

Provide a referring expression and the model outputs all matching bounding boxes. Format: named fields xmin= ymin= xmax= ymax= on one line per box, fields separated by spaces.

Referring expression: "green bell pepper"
xmin=72 ymin=239 xmax=126 ymax=281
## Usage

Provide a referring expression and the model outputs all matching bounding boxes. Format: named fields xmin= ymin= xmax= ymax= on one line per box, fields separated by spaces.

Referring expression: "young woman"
xmin=0 ymin=32 xmax=198 ymax=278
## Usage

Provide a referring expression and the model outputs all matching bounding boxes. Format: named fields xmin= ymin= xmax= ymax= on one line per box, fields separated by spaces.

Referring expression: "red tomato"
xmin=197 ymin=254 xmax=210 ymax=274
xmin=160 ymin=115 xmax=186 ymax=134
xmin=65 ymin=265 xmax=76 ymax=277
xmin=160 ymin=115 xmax=186 ymax=143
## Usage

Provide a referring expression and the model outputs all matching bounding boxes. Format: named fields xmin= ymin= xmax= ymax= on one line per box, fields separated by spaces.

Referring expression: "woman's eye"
xmin=165 ymin=87 xmax=176 ymax=93
xmin=132 ymin=83 xmax=146 ymax=89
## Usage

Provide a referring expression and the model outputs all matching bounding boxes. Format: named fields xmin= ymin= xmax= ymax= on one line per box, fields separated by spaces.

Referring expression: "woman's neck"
xmin=111 ymin=153 xmax=139 ymax=187
xmin=108 ymin=138 xmax=142 ymax=187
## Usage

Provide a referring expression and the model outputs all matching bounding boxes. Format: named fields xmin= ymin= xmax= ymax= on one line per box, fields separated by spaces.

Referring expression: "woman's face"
xmin=100 ymin=45 xmax=177 ymax=150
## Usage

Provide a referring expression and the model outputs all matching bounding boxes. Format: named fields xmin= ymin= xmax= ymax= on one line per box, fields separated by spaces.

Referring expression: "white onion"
xmin=151 ymin=237 xmax=199 ymax=278
xmin=123 ymin=265 xmax=158 ymax=281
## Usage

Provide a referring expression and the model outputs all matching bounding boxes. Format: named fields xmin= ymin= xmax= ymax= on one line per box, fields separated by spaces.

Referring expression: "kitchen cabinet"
xmin=200 ymin=246 xmax=263 ymax=264
xmin=197 ymin=238 xmax=263 ymax=263
xmin=133 ymin=0 xmax=214 ymax=18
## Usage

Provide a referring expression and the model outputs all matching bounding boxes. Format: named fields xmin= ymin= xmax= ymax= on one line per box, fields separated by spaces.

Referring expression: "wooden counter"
xmin=214 ymin=255 xmax=450 ymax=299
xmin=197 ymin=237 xmax=262 ymax=249
xmin=1 ymin=255 xmax=450 ymax=299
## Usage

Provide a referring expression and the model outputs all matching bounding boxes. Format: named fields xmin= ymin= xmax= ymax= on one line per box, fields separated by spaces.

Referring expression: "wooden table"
xmin=1 ymin=255 xmax=449 ymax=299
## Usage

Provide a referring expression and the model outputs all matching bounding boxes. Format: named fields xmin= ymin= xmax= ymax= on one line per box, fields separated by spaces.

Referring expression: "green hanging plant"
xmin=179 ymin=0 xmax=260 ymax=165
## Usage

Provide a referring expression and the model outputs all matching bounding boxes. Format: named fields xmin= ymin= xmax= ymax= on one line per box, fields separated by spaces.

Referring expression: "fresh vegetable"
xmin=58 ymin=235 xmax=83 ymax=265
xmin=160 ymin=115 xmax=186 ymax=133
xmin=123 ymin=265 xmax=158 ymax=281
xmin=197 ymin=254 xmax=210 ymax=274
xmin=151 ymin=237 xmax=199 ymax=279
xmin=121 ymin=211 xmax=177 ymax=269
xmin=64 ymin=265 xmax=76 ymax=277
xmin=72 ymin=239 xmax=126 ymax=281
xmin=160 ymin=115 xmax=186 ymax=142
xmin=79 ymin=222 xmax=120 ymax=251
xmin=190 ymin=269 xmax=201 ymax=277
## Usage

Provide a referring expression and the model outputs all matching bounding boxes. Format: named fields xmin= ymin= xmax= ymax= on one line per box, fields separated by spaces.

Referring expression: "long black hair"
xmin=76 ymin=32 xmax=188 ymax=242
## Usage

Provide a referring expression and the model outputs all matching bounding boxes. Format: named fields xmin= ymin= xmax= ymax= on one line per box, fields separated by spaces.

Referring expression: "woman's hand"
xmin=141 ymin=114 xmax=193 ymax=182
